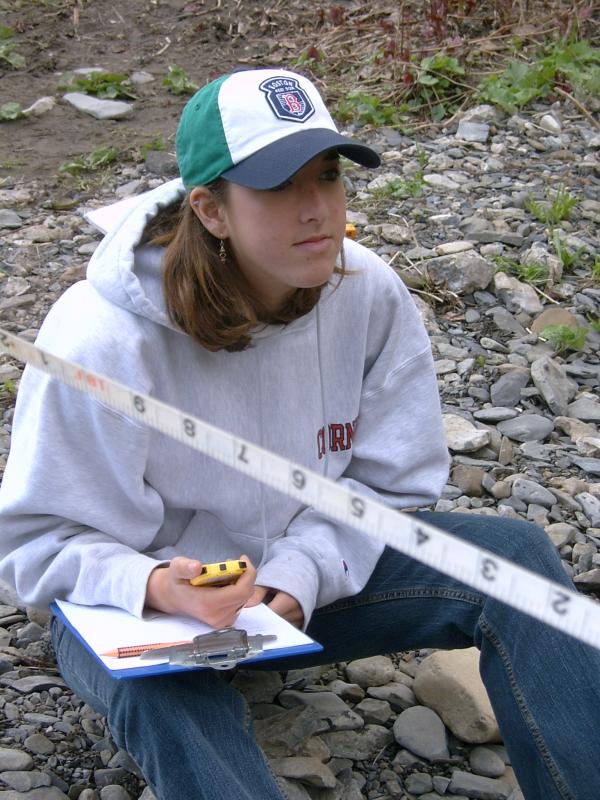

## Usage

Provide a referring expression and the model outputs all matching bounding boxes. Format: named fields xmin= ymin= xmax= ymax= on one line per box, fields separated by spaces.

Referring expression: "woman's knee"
xmin=419 ymin=510 xmax=567 ymax=581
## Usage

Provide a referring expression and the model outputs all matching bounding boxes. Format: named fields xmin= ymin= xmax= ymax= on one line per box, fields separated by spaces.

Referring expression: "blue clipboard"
xmin=51 ymin=600 xmax=323 ymax=680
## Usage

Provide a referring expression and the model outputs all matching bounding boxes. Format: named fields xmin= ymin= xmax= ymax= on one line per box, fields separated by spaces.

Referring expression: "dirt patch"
xmin=1 ymin=0 xmax=320 ymax=184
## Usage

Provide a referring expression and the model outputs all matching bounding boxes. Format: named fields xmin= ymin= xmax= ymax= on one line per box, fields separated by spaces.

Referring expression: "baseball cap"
xmin=176 ymin=68 xmax=381 ymax=190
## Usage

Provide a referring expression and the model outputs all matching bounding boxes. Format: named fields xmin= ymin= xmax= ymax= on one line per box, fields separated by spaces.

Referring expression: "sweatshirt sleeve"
xmin=256 ymin=264 xmax=450 ymax=629
xmin=0 ymin=362 xmax=164 ymax=617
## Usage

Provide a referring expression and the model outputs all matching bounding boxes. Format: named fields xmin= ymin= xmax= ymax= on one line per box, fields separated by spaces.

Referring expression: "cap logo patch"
xmin=259 ymin=76 xmax=315 ymax=123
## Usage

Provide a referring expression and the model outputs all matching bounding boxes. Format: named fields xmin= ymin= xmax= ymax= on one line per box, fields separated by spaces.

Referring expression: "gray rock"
xmin=0 ymin=789 xmax=70 ymax=799
xmin=449 ymin=769 xmax=512 ymax=799
xmin=575 ymin=493 xmax=600 ymax=526
xmin=490 ymin=369 xmax=530 ymax=407
xmin=405 ymin=771 xmax=434 ymax=793
xmin=326 ymin=680 xmax=365 ymax=703
xmin=144 ymin=150 xmax=179 ymax=177
xmin=0 ymin=676 xmax=66 ymax=695
xmin=531 ymin=355 xmax=576 ymax=416
xmin=511 ymin=478 xmax=556 ymax=507
xmin=254 ymin=708 xmax=327 ymax=758
xmin=494 ymin=272 xmax=543 ymax=315
xmin=93 ymin=769 xmax=130 ymax=789
xmin=457 ymin=120 xmax=490 ymax=142
xmin=269 ymin=756 xmax=337 ymax=788
xmin=63 ymin=92 xmax=134 ymax=120
xmin=545 ymin=522 xmax=577 ymax=548
xmin=569 ymin=457 xmax=600 ymax=476
xmin=574 ymin=569 xmax=600 ymax=589
xmin=22 ymin=96 xmax=56 ymax=117
xmin=473 ymin=408 xmax=519 ymax=423
xmin=443 ymin=414 xmax=490 ymax=453
xmin=367 ymin=683 xmax=417 ymax=712
xmin=425 ymin=252 xmax=495 ymax=294
xmin=392 ymin=706 xmax=449 ymax=761
xmin=568 ymin=397 xmax=600 ymax=423
xmin=0 ymin=210 xmax=23 ymax=229
xmin=130 ymin=71 xmax=155 ymax=85
xmin=321 ymin=725 xmax=393 ymax=760
xmin=491 ymin=308 xmax=528 ymax=337
xmin=0 ymin=749 xmax=34 ymax=771
xmin=278 ymin=690 xmax=363 ymax=731
xmin=469 ymin=746 xmax=507 ymax=778
xmin=345 ymin=656 xmax=395 ymax=688
xmin=353 ymin=698 xmax=392 ymax=725
xmin=107 ymin=750 xmax=143 ymax=780
xmin=99 ymin=788 xmax=131 ymax=800
xmin=15 ymin=621 xmax=45 ymax=646
xmin=276 ymin=778 xmax=311 ymax=800
xmin=23 ymin=734 xmax=54 ymax=756
xmin=496 ymin=414 xmax=554 ymax=442
xmin=423 ymin=173 xmax=461 ymax=191
xmin=519 ymin=442 xmax=554 ymax=461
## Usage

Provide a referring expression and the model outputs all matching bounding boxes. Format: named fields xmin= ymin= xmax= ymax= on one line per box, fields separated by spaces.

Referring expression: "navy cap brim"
xmin=221 ymin=128 xmax=380 ymax=189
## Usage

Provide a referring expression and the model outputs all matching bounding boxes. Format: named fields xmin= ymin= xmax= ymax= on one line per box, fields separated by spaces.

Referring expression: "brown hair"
xmin=150 ymin=180 xmax=346 ymax=352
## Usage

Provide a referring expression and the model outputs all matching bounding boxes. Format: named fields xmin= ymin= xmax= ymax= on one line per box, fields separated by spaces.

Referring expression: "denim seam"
xmin=478 ymin=614 xmax=575 ymax=800
xmin=315 ymin=587 xmax=484 ymax=615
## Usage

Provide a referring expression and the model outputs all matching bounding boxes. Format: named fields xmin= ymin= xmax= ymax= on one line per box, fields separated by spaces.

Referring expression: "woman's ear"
xmin=189 ymin=187 xmax=228 ymax=239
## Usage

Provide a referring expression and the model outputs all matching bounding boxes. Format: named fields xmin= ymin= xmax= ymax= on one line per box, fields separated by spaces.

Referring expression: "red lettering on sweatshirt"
xmin=317 ymin=418 xmax=357 ymax=460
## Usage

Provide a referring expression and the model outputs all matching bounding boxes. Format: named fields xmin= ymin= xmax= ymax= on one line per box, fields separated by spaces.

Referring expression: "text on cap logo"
xmin=259 ymin=76 xmax=315 ymax=123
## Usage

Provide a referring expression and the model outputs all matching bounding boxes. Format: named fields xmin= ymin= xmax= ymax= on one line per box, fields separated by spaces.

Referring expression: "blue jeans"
xmin=51 ymin=512 xmax=600 ymax=800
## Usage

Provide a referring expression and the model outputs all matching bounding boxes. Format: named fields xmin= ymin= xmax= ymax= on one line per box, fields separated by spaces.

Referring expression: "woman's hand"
xmin=245 ymin=585 xmax=304 ymax=629
xmin=145 ymin=555 xmax=257 ymax=628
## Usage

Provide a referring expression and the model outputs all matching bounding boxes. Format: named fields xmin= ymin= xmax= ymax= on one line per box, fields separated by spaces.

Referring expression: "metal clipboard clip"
xmin=139 ymin=628 xmax=277 ymax=669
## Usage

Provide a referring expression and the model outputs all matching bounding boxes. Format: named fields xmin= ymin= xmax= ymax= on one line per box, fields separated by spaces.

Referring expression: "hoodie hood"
xmin=86 ymin=178 xmax=187 ymax=329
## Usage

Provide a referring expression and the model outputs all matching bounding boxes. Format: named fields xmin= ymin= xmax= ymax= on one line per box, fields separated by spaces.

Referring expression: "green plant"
xmin=411 ymin=51 xmax=467 ymax=121
xmin=60 ymin=71 xmax=137 ymax=100
xmin=475 ymin=354 xmax=486 ymax=368
xmin=0 ymin=379 xmax=16 ymax=397
xmin=525 ymin=185 xmax=577 ymax=225
xmin=493 ymin=256 xmax=550 ymax=285
xmin=0 ymin=102 xmax=24 ymax=121
xmin=552 ymin=230 xmax=586 ymax=271
xmin=587 ymin=315 xmax=600 ymax=333
xmin=138 ymin=136 xmax=167 ymax=159
xmin=293 ymin=46 xmax=326 ymax=76
xmin=336 ymin=91 xmax=405 ymax=127
xmin=59 ymin=146 xmax=118 ymax=175
xmin=478 ymin=38 xmax=600 ymax=114
xmin=0 ymin=26 xmax=25 ymax=70
xmin=163 ymin=66 xmax=198 ymax=96
xmin=589 ymin=255 xmax=600 ymax=283
xmin=539 ymin=324 xmax=588 ymax=354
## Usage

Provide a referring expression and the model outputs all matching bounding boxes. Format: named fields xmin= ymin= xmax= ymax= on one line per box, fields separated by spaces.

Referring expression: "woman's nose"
xmin=297 ymin=182 xmax=327 ymax=223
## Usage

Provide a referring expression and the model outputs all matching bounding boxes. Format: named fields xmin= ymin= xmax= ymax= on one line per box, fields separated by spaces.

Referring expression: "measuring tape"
xmin=1 ymin=325 xmax=600 ymax=650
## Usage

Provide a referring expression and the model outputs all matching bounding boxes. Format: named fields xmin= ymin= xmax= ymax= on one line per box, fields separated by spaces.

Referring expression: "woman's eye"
xmin=322 ymin=168 xmax=341 ymax=181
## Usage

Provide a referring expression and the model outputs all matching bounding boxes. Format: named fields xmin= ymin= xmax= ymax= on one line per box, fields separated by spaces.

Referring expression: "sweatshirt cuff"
xmin=256 ymin=552 xmax=319 ymax=631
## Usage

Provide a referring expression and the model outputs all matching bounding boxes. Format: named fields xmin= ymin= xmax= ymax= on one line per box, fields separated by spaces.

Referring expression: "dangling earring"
xmin=219 ymin=239 xmax=227 ymax=264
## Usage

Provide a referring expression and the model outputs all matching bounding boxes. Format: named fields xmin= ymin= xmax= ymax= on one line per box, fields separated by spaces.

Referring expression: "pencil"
xmin=102 ymin=639 xmax=192 ymax=659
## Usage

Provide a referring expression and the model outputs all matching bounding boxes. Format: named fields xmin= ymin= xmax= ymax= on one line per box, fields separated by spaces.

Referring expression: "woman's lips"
xmin=294 ymin=235 xmax=332 ymax=253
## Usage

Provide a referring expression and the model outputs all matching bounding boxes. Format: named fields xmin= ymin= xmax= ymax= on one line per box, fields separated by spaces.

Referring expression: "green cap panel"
xmin=176 ymin=74 xmax=234 ymax=189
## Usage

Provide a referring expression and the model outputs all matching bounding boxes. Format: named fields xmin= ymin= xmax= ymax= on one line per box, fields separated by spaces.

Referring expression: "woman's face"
xmin=220 ymin=151 xmax=347 ymax=310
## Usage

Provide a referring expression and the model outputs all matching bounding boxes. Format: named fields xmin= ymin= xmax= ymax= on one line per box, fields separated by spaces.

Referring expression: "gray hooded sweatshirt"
xmin=0 ymin=179 xmax=449 ymax=626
